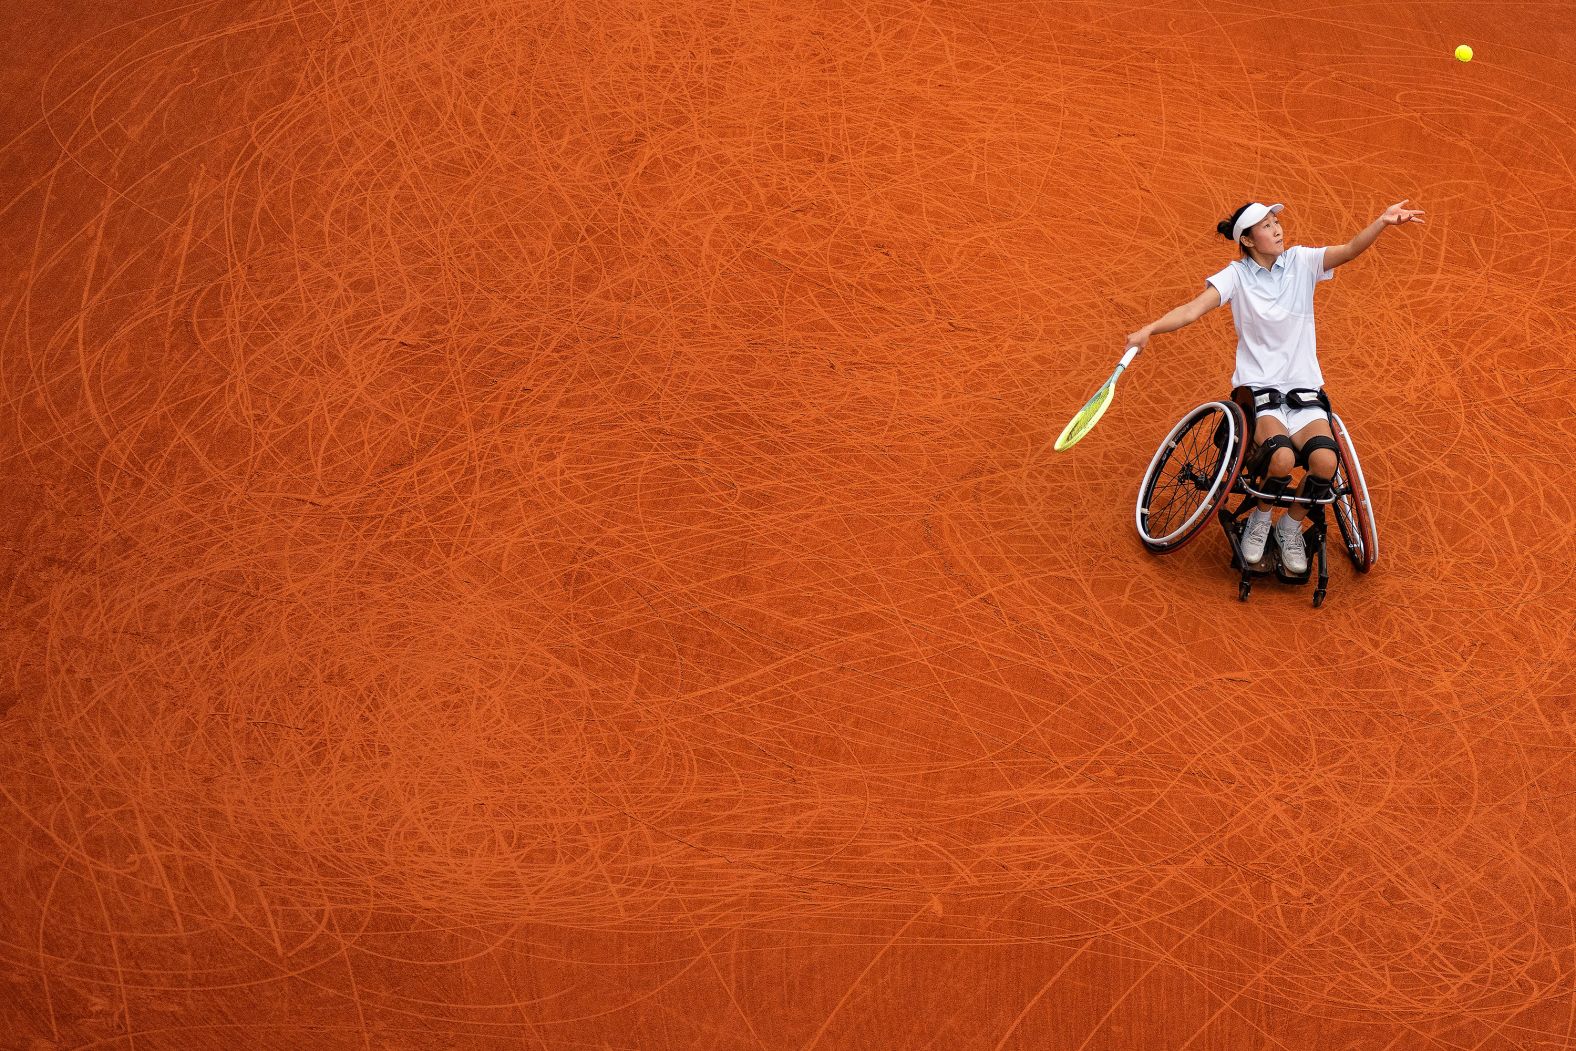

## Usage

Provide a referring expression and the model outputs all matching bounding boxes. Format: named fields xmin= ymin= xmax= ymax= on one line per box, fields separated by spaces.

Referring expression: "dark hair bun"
xmin=1218 ymin=202 xmax=1255 ymax=241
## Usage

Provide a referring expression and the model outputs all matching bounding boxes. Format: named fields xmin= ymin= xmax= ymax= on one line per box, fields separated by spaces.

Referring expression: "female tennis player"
xmin=1124 ymin=200 xmax=1423 ymax=572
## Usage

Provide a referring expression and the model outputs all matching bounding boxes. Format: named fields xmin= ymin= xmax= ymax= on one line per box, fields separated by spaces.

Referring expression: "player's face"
xmin=1241 ymin=213 xmax=1284 ymax=260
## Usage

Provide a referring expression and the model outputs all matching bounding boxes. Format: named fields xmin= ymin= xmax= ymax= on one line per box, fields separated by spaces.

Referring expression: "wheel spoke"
xmin=1141 ymin=406 xmax=1233 ymax=542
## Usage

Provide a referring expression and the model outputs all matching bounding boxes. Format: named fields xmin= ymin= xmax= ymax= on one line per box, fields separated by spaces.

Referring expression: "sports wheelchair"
xmin=1134 ymin=387 xmax=1377 ymax=607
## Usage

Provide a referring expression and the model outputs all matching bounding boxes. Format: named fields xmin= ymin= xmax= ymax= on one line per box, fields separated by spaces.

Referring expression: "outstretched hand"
xmin=1380 ymin=200 xmax=1425 ymax=226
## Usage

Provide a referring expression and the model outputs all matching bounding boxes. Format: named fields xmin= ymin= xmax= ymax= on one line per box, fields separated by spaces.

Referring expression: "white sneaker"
xmin=1240 ymin=511 xmax=1273 ymax=564
xmin=1275 ymin=515 xmax=1308 ymax=575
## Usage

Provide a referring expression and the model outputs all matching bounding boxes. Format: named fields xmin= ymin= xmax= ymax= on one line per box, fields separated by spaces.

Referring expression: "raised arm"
xmin=1125 ymin=285 xmax=1221 ymax=353
xmin=1323 ymin=199 xmax=1425 ymax=269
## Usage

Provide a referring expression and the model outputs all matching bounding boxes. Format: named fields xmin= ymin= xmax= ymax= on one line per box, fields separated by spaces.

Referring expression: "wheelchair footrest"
xmin=1219 ymin=506 xmax=1330 ymax=607
xmin=1275 ymin=564 xmax=1312 ymax=586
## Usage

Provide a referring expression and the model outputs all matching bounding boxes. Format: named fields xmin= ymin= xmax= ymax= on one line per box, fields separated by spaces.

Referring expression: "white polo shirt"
xmin=1206 ymin=245 xmax=1333 ymax=391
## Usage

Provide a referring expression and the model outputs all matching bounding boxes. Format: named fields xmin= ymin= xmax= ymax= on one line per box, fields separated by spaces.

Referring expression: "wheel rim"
xmin=1331 ymin=472 xmax=1365 ymax=566
xmin=1330 ymin=414 xmax=1377 ymax=571
xmin=1136 ymin=402 xmax=1243 ymax=550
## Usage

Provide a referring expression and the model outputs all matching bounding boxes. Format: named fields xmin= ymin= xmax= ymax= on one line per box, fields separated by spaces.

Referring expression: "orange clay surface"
xmin=3 ymin=1 xmax=1575 ymax=1048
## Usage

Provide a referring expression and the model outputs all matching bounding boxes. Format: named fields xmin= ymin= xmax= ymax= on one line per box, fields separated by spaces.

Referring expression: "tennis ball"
xmin=1455 ymin=44 xmax=1473 ymax=62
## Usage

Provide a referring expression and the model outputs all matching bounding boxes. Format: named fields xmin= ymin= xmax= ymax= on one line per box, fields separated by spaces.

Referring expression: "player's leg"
xmin=1287 ymin=417 xmax=1339 ymax=523
xmin=1242 ymin=412 xmax=1295 ymax=562
xmin=1275 ymin=416 xmax=1338 ymax=574
xmin=1252 ymin=414 xmax=1297 ymax=507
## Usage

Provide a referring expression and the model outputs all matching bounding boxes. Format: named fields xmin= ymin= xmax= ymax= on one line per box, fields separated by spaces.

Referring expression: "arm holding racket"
xmin=1125 ymin=285 xmax=1221 ymax=352
xmin=1054 ymin=286 xmax=1223 ymax=451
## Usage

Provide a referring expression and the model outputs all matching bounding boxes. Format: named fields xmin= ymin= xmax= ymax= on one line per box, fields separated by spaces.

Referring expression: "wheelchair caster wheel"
xmin=1312 ymin=589 xmax=1326 ymax=608
xmin=1238 ymin=581 xmax=1252 ymax=602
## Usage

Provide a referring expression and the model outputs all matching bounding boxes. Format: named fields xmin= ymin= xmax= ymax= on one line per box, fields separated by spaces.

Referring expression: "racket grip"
xmin=1117 ymin=346 xmax=1139 ymax=370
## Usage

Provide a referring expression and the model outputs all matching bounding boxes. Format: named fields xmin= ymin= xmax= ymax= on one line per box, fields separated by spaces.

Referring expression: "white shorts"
xmin=1257 ymin=402 xmax=1327 ymax=436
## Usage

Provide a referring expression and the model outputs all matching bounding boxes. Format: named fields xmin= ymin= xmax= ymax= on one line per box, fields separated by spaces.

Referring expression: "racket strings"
xmin=1056 ymin=385 xmax=1114 ymax=450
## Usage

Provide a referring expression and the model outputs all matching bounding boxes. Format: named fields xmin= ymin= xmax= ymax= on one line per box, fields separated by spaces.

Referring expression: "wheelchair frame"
xmin=1134 ymin=399 xmax=1376 ymax=608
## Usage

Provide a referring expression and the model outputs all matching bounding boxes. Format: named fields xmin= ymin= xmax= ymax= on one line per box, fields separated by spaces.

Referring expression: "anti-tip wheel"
xmin=1238 ymin=581 xmax=1252 ymax=602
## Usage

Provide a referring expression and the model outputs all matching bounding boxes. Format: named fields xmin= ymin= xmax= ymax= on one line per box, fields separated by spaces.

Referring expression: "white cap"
xmin=1232 ymin=202 xmax=1284 ymax=242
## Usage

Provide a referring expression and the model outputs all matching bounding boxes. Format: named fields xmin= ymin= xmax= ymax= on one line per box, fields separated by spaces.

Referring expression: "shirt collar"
xmin=1246 ymin=251 xmax=1289 ymax=275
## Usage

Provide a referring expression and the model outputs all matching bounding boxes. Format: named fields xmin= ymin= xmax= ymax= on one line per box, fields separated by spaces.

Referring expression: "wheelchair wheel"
xmin=1136 ymin=400 xmax=1247 ymax=553
xmin=1330 ymin=413 xmax=1377 ymax=572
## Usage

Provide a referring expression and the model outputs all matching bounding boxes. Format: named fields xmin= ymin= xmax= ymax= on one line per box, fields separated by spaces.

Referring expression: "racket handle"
xmin=1117 ymin=346 xmax=1139 ymax=371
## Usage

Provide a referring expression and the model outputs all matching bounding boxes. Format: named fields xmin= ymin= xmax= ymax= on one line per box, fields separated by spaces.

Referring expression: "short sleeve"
xmin=1205 ymin=264 xmax=1237 ymax=305
xmin=1306 ymin=246 xmax=1335 ymax=284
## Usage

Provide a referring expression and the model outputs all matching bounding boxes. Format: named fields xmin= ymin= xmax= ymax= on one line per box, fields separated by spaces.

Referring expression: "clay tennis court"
xmin=3 ymin=1 xmax=1574 ymax=1048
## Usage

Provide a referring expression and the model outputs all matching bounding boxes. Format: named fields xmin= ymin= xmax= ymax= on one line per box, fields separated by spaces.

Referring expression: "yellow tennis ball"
xmin=1455 ymin=44 xmax=1473 ymax=62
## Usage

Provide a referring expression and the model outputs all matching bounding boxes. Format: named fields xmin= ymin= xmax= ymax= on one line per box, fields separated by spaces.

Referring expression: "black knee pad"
xmin=1253 ymin=434 xmax=1296 ymax=478
xmin=1298 ymin=434 xmax=1340 ymax=471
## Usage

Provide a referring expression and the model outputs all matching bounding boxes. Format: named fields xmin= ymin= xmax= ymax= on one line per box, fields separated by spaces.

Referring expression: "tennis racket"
xmin=1053 ymin=347 xmax=1140 ymax=451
